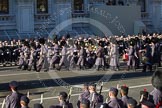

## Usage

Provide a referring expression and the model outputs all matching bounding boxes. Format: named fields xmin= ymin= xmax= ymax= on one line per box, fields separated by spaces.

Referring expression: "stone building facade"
xmin=0 ymin=0 xmax=161 ymax=40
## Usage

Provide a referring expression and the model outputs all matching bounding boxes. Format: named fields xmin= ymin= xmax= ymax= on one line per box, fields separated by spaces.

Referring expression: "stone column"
xmin=151 ymin=0 xmax=161 ymax=30
xmin=16 ymin=0 xmax=34 ymax=33
xmin=84 ymin=0 xmax=88 ymax=13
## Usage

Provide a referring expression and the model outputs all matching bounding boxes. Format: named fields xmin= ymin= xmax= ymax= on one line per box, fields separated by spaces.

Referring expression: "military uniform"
xmin=127 ymin=39 xmax=137 ymax=70
xmin=58 ymin=92 xmax=73 ymax=108
xmin=88 ymin=92 xmax=103 ymax=108
xmin=120 ymin=85 xmax=130 ymax=108
xmin=150 ymin=70 xmax=162 ymax=106
xmin=22 ymin=46 xmax=30 ymax=70
xmin=121 ymin=96 xmax=130 ymax=108
xmin=142 ymin=38 xmax=152 ymax=72
xmin=127 ymin=46 xmax=135 ymax=70
xmin=134 ymin=44 xmax=140 ymax=69
xmin=118 ymin=39 xmax=125 ymax=56
xmin=5 ymin=81 xmax=22 ymax=108
xmin=0 ymin=45 xmax=5 ymax=65
xmin=67 ymin=45 xmax=74 ymax=68
xmin=107 ymin=87 xmax=123 ymax=108
xmin=86 ymin=48 xmax=95 ymax=69
xmin=150 ymin=88 xmax=162 ymax=105
xmin=109 ymin=44 xmax=119 ymax=70
xmin=140 ymin=100 xmax=155 ymax=108
xmin=37 ymin=38 xmax=48 ymax=72
xmin=18 ymin=43 xmax=26 ymax=69
xmin=95 ymin=42 xmax=105 ymax=70
xmin=88 ymin=84 xmax=103 ymax=108
xmin=69 ymin=45 xmax=78 ymax=68
xmin=107 ymin=98 xmax=123 ymax=108
xmin=78 ymin=84 xmax=90 ymax=102
xmin=78 ymin=90 xmax=89 ymax=108
xmin=28 ymin=43 xmax=37 ymax=71
xmin=5 ymin=92 xmax=22 ymax=108
xmin=77 ymin=44 xmax=86 ymax=69
xmin=4 ymin=44 xmax=12 ymax=65
xmin=49 ymin=43 xmax=60 ymax=69
xmin=151 ymin=38 xmax=161 ymax=70
xmin=10 ymin=44 xmax=18 ymax=65
xmin=57 ymin=42 xmax=69 ymax=70
xmin=59 ymin=46 xmax=68 ymax=66
xmin=139 ymin=89 xmax=155 ymax=108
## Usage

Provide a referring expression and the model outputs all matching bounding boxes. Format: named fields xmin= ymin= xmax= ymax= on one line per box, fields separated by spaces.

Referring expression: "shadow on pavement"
xmin=0 ymin=71 xmax=153 ymax=92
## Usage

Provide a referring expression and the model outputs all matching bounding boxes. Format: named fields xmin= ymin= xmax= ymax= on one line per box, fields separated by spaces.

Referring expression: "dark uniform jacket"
xmin=5 ymin=92 xmax=22 ymax=108
xmin=107 ymin=98 xmax=123 ymax=108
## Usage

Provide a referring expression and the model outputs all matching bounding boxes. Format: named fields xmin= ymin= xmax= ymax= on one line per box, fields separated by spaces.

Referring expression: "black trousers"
xmin=142 ymin=63 xmax=152 ymax=72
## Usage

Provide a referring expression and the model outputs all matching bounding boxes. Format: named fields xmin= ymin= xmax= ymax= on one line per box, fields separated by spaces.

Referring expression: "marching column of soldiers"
xmin=4 ymin=70 xmax=162 ymax=108
xmin=0 ymin=33 xmax=162 ymax=72
xmin=0 ymin=34 xmax=162 ymax=108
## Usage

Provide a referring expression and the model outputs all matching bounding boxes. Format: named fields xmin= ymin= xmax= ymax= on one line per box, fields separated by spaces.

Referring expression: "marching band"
xmin=0 ymin=34 xmax=161 ymax=72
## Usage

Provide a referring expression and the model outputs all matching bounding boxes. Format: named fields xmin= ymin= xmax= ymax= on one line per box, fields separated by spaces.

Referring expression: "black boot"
xmin=18 ymin=65 xmax=22 ymax=69
xmin=80 ymin=66 xmax=85 ymax=70
xmin=96 ymin=65 xmax=99 ymax=71
xmin=22 ymin=64 xmax=28 ymax=70
xmin=149 ymin=64 xmax=152 ymax=72
xmin=36 ymin=66 xmax=41 ymax=72
xmin=102 ymin=66 xmax=105 ymax=71
xmin=127 ymin=66 xmax=130 ymax=71
xmin=133 ymin=66 xmax=136 ymax=72
xmin=28 ymin=65 xmax=32 ymax=71
xmin=142 ymin=64 xmax=146 ymax=72
xmin=56 ymin=66 xmax=61 ymax=71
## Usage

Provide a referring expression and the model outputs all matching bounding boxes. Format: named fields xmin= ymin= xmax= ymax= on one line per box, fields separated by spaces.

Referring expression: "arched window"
xmin=37 ymin=0 xmax=48 ymax=14
xmin=138 ymin=0 xmax=146 ymax=12
xmin=0 ymin=0 xmax=9 ymax=14
xmin=74 ymin=0 xmax=84 ymax=13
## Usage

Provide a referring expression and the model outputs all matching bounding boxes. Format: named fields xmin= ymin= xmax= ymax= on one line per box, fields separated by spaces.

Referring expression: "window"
xmin=138 ymin=0 xmax=146 ymax=12
xmin=37 ymin=0 xmax=48 ymax=14
xmin=0 ymin=0 xmax=9 ymax=14
xmin=74 ymin=0 xmax=84 ymax=13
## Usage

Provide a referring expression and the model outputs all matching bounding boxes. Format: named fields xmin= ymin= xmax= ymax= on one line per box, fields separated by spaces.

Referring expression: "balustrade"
xmin=0 ymin=15 xmax=15 ymax=22
xmin=34 ymin=14 xmax=50 ymax=22
xmin=72 ymin=13 xmax=89 ymax=18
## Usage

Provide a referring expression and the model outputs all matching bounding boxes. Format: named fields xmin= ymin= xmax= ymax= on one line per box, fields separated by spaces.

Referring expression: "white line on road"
xmin=0 ymin=72 xmax=36 ymax=77
xmin=129 ymin=84 xmax=152 ymax=89
xmin=1 ymin=66 xmax=161 ymax=77
xmin=0 ymin=83 xmax=152 ymax=105
xmin=0 ymin=70 xmax=134 ymax=77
